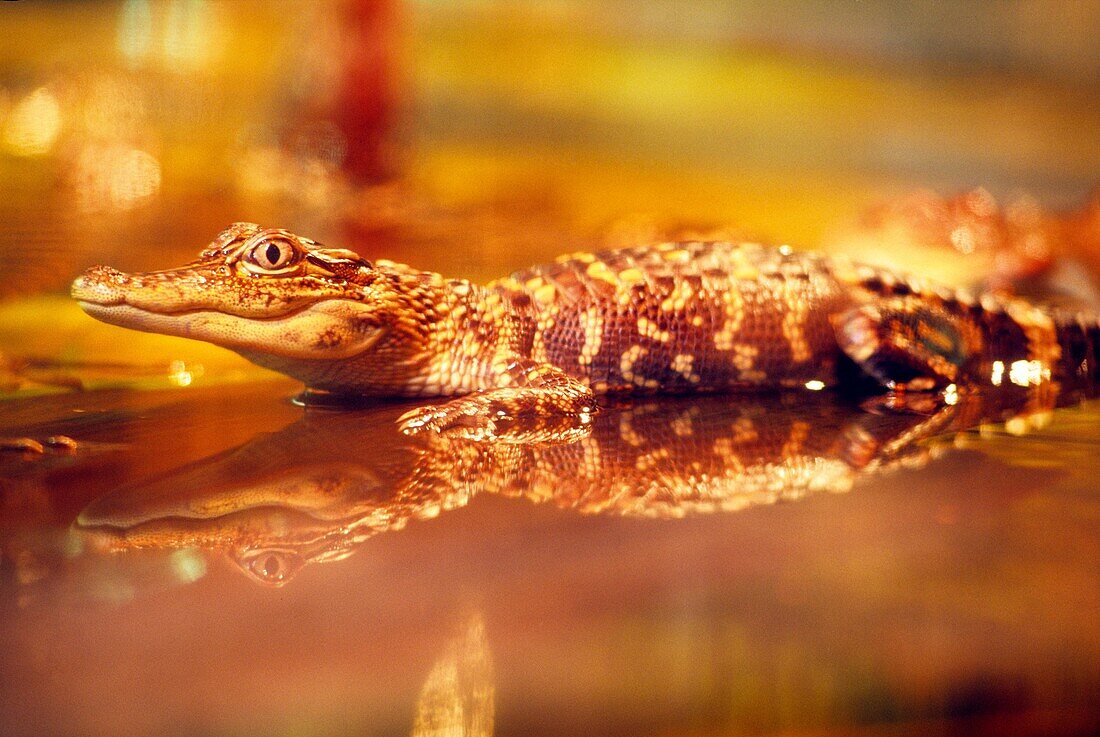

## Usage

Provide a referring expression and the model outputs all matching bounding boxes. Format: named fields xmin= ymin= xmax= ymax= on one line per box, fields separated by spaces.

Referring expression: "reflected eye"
xmin=234 ymin=548 xmax=305 ymax=587
xmin=244 ymin=236 xmax=299 ymax=273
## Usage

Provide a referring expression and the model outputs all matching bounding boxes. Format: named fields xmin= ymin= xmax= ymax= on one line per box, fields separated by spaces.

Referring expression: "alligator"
xmin=71 ymin=222 xmax=1100 ymax=440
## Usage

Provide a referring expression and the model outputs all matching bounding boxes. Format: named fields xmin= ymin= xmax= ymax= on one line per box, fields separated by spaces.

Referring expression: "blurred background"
xmin=1 ymin=2 xmax=1099 ymax=736
xmin=2 ymin=0 xmax=1099 ymax=288
xmin=2 ymin=0 xmax=1099 ymax=386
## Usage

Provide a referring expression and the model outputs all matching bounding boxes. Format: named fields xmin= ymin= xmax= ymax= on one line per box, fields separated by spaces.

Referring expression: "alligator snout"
xmin=71 ymin=265 xmax=130 ymax=305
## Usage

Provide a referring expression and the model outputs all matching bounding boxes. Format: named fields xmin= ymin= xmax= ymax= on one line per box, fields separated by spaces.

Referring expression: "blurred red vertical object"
xmin=335 ymin=0 xmax=402 ymax=184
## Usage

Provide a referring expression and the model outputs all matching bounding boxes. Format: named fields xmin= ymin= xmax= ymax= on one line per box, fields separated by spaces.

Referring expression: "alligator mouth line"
xmin=75 ymin=300 xmax=313 ymax=321
xmin=75 ymin=300 xmax=385 ymax=361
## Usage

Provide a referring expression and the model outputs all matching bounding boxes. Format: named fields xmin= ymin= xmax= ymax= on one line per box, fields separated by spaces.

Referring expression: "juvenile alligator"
xmin=71 ymin=223 xmax=1100 ymax=439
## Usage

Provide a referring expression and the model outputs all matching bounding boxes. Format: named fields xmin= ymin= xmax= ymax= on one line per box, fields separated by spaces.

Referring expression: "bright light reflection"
xmin=168 ymin=360 xmax=203 ymax=386
xmin=3 ymin=88 xmax=61 ymax=156
xmin=943 ymin=383 xmax=958 ymax=405
xmin=119 ymin=0 xmax=218 ymax=70
xmin=412 ymin=614 xmax=494 ymax=737
xmin=950 ymin=226 xmax=976 ymax=254
xmin=117 ymin=0 xmax=154 ymax=65
xmin=72 ymin=145 xmax=161 ymax=212
xmin=991 ymin=360 xmax=1005 ymax=386
xmin=1008 ymin=359 xmax=1044 ymax=387
xmin=804 ymin=379 xmax=825 ymax=391
xmin=164 ymin=0 xmax=215 ymax=70
xmin=169 ymin=360 xmax=192 ymax=386
xmin=171 ymin=548 xmax=207 ymax=583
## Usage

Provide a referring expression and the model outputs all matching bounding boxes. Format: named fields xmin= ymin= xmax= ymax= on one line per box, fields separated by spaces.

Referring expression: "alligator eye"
xmin=233 ymin=548 xmax=305 ymax=587
xmin=243 ymin=236 xmax=299 ymax=274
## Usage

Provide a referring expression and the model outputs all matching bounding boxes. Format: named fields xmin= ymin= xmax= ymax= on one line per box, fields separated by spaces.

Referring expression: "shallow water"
xmin=2 ymin=372 xmax=1099 ymax=736
xmin=3 ymin=2 xmax=1100 ymax=735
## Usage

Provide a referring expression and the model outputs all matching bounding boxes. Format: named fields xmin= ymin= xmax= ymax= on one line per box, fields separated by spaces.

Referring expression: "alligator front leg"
xmin=397 ymin=360 xmax=598 ymax=442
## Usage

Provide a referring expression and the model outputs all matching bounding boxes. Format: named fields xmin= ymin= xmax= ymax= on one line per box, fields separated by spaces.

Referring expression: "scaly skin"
xmin=72 ymin=223 xmax=1100 ymax=440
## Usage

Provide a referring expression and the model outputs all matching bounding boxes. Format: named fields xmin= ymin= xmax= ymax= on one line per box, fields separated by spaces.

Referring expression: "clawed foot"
xmin=397 ymin=398 xmax=596 ymax=444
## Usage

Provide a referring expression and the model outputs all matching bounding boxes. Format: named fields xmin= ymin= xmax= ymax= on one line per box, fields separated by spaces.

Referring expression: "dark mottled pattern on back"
xmin=487 ymin=241 xmax=1100 ymax=401
xmin=497 ymin=242 xmax=860 ymax=392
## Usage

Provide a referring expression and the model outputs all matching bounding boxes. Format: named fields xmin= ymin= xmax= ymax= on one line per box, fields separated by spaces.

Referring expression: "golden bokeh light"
xmin=70 ymin=144 xmax=162 ymax=212
xmin=3 ymin=87 xmax=62 ymax=157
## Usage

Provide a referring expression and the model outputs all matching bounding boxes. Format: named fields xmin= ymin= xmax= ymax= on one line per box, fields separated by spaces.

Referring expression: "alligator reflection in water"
xmin=75 ymin=387 xmax=1074 ymax=586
